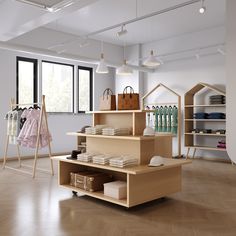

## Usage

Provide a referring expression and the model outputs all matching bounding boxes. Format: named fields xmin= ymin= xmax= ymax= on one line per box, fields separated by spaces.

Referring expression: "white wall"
xmin=0 ymin=48 xmax=115 ymax=158
xmin=226 ymin=0 xmax=236 ymax=164
xmin=113 ymin=27 xmax=228 ymax=159
xmin=142 ymin=27 xmax=227 ymax=159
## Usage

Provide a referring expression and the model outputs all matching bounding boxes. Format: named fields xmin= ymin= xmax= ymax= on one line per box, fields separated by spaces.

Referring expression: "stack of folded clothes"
xmin=191 ymin=129 xmax=212 ymax=133
xmin=85 ymin=125 xmax=107 ymax=135
xmin=193 ymin=112 xmax=209 ymax=119
xmin=102 ymin=127 xmax=130 ymax=136
xmin=92 ymin=154 xmax=115 ymax=165
xmin=209 ymin=95 xmax=226 ymax=104
xmin=208 ymin=112 xmax=225 ymax=119
xmin=109 ymin=156 xmax=139 ymax=168
xmin=217 ymin=140 xmax=226 ymax=149
xmin=77 ymin=152 xmax=97 ymax=162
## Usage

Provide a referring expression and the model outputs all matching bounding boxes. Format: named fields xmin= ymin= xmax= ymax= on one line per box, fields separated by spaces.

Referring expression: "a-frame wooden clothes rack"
xmin=142 ymin=83 xmax=182 ymax=158
xmin=2 ymin=95 xmax=54 ymax=178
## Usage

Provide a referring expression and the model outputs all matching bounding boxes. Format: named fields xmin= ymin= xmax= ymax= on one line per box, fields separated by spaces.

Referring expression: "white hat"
xmin=143 ymin=126 xmax=155 ymax=136
xmin=148 ymin=156 xmax=164 ymax=167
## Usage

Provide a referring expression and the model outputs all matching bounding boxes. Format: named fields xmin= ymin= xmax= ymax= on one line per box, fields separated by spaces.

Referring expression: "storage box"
xmin=75 ymin=171 xmax=113 ymax=192
xmin=70 ymin=172 xmax=77 ymax=187
xmin=104 ymin=181 xmax=127 ymax=199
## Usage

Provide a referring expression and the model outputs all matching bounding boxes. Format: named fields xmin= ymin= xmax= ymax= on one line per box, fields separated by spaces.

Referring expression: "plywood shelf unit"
xmin=184 ymin=83 xmax=226 ymax=159
xmin=55 ymin=155 xmax=191 ymax=207
xmin=141 ymin=83 xmax=182 ymax=158
xmin=56 ymin=110 xmax=191 ymax=207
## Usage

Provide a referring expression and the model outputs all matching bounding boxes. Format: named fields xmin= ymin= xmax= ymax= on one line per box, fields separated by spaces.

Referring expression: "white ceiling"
xmin=45 ymin=0 xmax=226 ymax=45
xmin=0 ymin=0 xmax=225 ymax=52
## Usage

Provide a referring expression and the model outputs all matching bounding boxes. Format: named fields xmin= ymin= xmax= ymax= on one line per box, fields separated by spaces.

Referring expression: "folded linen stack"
xmin=194 ymin=112 xmax=209 ymax=119
xmin=77 ymin=152 xmax=97 ymax=162
xmin=217 ymin=140 xmax=226 ymax=149
xmin=85 ymin=125 xmax=107 ymax=135
xmin=109 ymin=156 xmax=139 ymax=168
xmin=92 ymin=154 xmax=115 ymax=165
xmin=102 ymin=127 xmax=130 ymax=136
xmin=208 ymin=112 xmax=225 ymax=119
xmin=209 ymin=95 xmax=226 ymax=104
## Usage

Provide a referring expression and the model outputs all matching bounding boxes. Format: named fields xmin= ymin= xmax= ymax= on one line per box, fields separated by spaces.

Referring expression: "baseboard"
xmin=0 ymin=152 xmax=70 ymax=162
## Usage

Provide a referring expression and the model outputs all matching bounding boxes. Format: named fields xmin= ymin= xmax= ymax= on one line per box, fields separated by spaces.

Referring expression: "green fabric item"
xmin=172 ymin=106 xmax=178 ymax=127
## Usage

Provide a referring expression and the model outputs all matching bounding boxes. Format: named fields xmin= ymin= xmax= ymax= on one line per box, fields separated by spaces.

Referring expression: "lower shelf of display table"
xmin=61 ymin=184 xmax=128 ymax=207
xmin=185 ymin=146 xmax=227 ymax=151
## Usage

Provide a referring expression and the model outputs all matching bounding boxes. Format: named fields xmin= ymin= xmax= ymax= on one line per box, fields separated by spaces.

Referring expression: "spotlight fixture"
xmin=117 ymin=25 xmax=128 ymax=37
xmin=199 ymin=0 xmax=206 ymax=14
xmin=116 ymin=60 xmax=133 ymax=75
xmin=143 ymin=50 xmax=161 ymax=67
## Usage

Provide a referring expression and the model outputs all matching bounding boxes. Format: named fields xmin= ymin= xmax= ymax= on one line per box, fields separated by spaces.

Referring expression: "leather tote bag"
xmin=99 ymin=88 xmax=116 ymax=110
xmin=118 ymin=86 xmax=140 ymax=110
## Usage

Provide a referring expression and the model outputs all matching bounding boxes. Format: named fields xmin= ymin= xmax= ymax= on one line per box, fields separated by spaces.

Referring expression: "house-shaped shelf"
xmin=184 ymin=82 xmax=227 ymax=158
xmin=142 ymin=83 xmax=182 ymax=158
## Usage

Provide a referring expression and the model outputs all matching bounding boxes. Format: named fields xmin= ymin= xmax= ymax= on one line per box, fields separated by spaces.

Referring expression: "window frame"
xmin=78 ymin=65 xmax=93 ymax=113
xmin=42 ymin=60 xmax=75 ymax=113
xmin=16 ymin=56 xmax=38 ymax=104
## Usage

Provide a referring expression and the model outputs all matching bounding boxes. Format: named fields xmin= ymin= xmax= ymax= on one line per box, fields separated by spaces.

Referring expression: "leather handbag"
xmin=118 ymin=86 xmax=140 ymax=110
xmin=99 ymin=88 xmax=116 ymax=110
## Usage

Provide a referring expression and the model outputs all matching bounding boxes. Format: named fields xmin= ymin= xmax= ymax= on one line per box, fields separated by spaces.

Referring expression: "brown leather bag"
xmin=118 ymin=86 xmax=140 ymax=110
xmin=99 ymin=88 xmax=116 ymax=110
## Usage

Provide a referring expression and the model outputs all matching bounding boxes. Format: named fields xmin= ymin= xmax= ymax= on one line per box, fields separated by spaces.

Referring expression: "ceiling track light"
xmin=143 ymin=50 xmax=161 ymax=67
xmin=199 ymin=0 xmax=206 ymax=14
xmin=117 ymin=25 xmax=128 ymax=37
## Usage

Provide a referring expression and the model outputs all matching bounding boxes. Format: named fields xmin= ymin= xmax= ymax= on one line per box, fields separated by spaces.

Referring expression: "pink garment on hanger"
xmin=17 ymin=109 xmax=52 ymax=149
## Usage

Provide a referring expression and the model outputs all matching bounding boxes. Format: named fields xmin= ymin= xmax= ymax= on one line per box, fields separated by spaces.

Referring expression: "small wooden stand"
xmin=2 ymin=95 xmax=54 ymax=178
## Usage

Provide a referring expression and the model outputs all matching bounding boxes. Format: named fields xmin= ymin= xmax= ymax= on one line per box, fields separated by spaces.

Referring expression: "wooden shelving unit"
xmin=184 ymin=83 xmax=226 ymax=159
xmin=55 ymin=110 xmax=191 ymax=207
xmin=141 ymin=83 xmax=182 ymax=158
xmin=54 ymin=155 xmax=190 ymax=208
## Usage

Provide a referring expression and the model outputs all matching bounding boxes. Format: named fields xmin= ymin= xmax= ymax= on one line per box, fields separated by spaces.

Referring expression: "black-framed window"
xmin=42 ymin=61 xmax=74 ymax=113
xmin=16 ymin=57 xmax=38 ymax=104
xmin=78 ymin=66 xmax=93 ymax=112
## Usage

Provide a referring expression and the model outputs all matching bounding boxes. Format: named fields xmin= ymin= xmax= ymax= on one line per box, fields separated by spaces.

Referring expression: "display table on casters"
xmin=53 ymin=156 xmax=191 ymax=208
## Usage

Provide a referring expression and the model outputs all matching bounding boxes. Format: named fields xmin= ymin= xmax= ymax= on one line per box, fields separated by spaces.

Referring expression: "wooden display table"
xmin=55 ymin=110 xmax=190 ymax=207
xmin=53 ymin=156 xmax=191 ymax=208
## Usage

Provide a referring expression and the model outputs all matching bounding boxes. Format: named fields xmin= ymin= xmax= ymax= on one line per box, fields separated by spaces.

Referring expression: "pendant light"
xmin=116 ymin=59 xmax=133 ymax=75
xmin=116 ymin=45 xmax=133 ymax=76
xmin=143 ymin=50 xmax=161 ymax=67
xmin=96 ymin=41 xmax=109 ymax=74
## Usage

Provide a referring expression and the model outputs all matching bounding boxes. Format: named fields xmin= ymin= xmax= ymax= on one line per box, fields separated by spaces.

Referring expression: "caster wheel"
xmin=72 ymin=191 xmax=77 ymax=196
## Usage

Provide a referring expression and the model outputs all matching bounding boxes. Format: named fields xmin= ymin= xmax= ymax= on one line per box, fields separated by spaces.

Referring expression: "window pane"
xmin=42 ymin=62 xmax=73 ymax=112
xmin=78 ymin=69 xmax=91 ymax=111
xmin=18 ymin=61 xmax=34 ymax=104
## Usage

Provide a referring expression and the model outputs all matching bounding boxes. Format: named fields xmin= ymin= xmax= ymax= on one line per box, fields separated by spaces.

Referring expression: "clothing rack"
xmin=142 ymin=83 xmax=182 ymax=158
xmin=2 ymin=95 xmax=54 ymax=178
